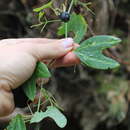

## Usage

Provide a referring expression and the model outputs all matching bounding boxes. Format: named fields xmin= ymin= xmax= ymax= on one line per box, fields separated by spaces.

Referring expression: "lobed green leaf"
xmin=74 ymin=35 xmax=121 ymax=69
xmin=31 ymin=106 xmax=67 ymax=128
xmin=23 ymin=62 xmax=51 ymax=101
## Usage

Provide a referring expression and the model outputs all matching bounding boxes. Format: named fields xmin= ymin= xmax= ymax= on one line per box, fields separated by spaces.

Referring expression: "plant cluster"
xmin=6 ymin=0 xmax=121 ymax=129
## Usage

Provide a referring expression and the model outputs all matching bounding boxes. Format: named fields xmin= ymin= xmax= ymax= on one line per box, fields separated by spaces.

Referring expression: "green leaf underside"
xmin=30 ymin=106 xmax=67 ymax=128
xmin=74 ymin=35 xmax=121 ymax=69
xmin=35 ymin=62 xmax=51 ymax=78
xmin=23 ymin=62 xmax=51 ymax=101
xmin=7 ymin=115 xmax=26 ymax=130
xmin=57 ymin=13 xmax=87 ymax=43
xmin=33 ymin=1 xmax=52 ymax=12
xmin=23 ymin=74 xmax=36 ymax=101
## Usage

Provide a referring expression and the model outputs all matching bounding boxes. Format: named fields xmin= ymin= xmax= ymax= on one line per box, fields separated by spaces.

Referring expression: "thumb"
xmin=30 ymin=38 xmax=74 ymax=60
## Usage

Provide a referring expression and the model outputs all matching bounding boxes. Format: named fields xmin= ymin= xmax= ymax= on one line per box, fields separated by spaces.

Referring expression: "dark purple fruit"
xmin=59 ymin=12 xmax=70 ymax=22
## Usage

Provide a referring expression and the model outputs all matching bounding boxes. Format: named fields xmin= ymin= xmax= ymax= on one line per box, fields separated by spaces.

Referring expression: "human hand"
xmin=0 ymin=38 xmax=80 ymax=117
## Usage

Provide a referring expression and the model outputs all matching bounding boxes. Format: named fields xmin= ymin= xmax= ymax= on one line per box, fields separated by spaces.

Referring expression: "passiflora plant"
xmin=6 ymin=0 xmax=121 ymax=130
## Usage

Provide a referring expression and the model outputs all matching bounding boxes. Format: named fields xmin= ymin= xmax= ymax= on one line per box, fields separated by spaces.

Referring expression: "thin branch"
xmin=68 ymin=0 xmax=74 ymax=13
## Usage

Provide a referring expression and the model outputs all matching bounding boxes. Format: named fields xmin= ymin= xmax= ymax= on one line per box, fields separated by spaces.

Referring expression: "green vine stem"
xmin=65 ymin=0 xmax=74 ymax=38
xmin=65 ymin=23 xmax=68 ymax=38
xmin=37 ymin=87 xmax=42 ymax=112
xmin=68 ymin=0 xmax=74 ymax=13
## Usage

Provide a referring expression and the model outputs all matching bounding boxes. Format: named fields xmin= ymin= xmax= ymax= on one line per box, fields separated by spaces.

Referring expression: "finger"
xmin=0 ymin=38 xmax=60 ymax=48
xmin=43 ymin=43 xmax=80 ymax=67
xmin=29 ymin=38 xmax=75 ymax=60
xmin=0 ymin=108 xmax=26 ymax=122
xmin=18 ymin=38 xmax=59 ymax=44
xmin=50 ymin=51 xmax=80 ymax=68
xmin=0 ymin=86 xmax=15 ymax=117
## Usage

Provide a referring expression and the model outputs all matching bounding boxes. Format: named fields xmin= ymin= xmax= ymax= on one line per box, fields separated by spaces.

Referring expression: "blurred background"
xmin=0 ymin=0 xmax=130 ymax=130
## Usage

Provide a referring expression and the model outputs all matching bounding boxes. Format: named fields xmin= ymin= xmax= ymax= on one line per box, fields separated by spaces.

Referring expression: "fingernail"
xmin=61 ymin=38 xmax=74 ymax=49
xmin=65 ymin=47 xmax=73 ymax=52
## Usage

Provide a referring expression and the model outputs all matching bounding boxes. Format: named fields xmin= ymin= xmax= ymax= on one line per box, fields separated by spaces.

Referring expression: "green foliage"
xmin=23 ymin=62 xmax=51 ymax=101
xmin=74 ymin=35 xmax=121 ymax=69
xmin=97 ymin=76 xmax=128 ymax=95
xmin=33 ymin=1 xmax=52 ymax=12
xmin=7 ymin=115 xmax=26 ymax=130
xmin=35 ymin=62 xmax=51 ymax=78
xmin=31 ymin=106 xmax=67 ymax=128
xmin=23 ymin=74 xmax=36 ymax=101
xmin=109 ymin=100 xmax=127 ymax=122
xmin=38 ymin=12 xmax=45 ymax=22
xmin=57 ymin=13 xmax=87 ymax=43
xmin=6 ymin=0 xmax=123 ymax=129
xmin=97 ymin=75 xmax=128 ymax=122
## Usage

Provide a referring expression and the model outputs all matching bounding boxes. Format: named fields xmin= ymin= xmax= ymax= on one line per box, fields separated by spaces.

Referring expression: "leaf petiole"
xmin=65 ymin=23 xmax=68 ymax=38
xmin=68 ymin=0 xmax=74 ymax=13
xmin=31 ymin=22 xmax=44 ymax=28
xmin=37 ymin=87 xmax=42 ymax=112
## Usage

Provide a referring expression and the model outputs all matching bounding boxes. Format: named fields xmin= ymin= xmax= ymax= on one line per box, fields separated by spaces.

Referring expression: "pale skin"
xmin=0 ymin=38 xmax=80 ymax=118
